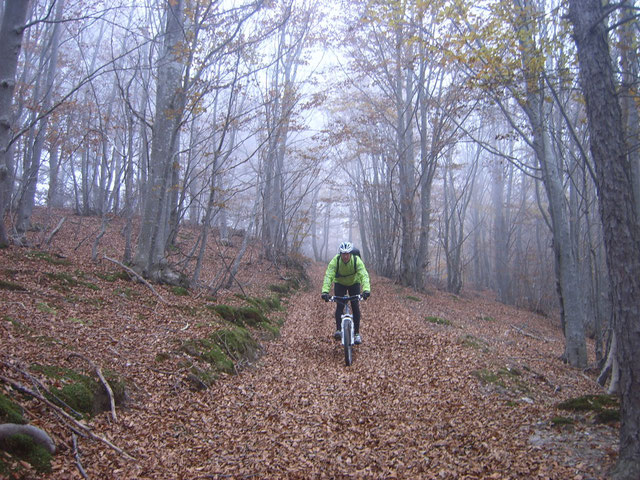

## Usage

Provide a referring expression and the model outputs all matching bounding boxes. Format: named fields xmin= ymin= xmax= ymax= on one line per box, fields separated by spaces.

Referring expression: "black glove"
xmin=362 ymin=291 xmax=370 ymax=300
xmin=321 ymin=293 xmax=330 ymax=302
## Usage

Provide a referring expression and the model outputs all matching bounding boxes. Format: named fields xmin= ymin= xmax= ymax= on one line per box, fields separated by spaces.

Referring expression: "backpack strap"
xmin=335 ymin=254 xmax=358 ymax=278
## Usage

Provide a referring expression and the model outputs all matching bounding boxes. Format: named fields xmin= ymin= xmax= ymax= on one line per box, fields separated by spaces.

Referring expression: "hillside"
xmin=1 ymin=209 xmax=617 ymax=479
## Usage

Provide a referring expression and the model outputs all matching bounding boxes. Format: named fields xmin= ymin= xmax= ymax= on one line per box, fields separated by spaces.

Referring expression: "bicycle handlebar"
xmin=329 ymin=294 xmax=363 ymax=303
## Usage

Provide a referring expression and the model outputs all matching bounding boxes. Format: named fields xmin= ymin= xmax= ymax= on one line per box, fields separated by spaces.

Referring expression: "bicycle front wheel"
xmin=343 ymin=318 xmax=353 ymax=366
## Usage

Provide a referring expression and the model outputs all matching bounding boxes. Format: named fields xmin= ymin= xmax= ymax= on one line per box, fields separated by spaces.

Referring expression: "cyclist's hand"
xmin=321 ymin=293 xmax=330 ymax=302
xmin=362 ymin=291 xmax=370 ymax=300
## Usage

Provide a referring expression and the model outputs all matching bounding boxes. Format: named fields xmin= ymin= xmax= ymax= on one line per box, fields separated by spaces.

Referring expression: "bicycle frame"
xmin=330 ymin=295 xmax=362 ymax=366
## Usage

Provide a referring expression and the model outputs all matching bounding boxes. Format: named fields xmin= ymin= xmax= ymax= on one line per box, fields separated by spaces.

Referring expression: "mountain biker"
xmin=321 ymin=241 xmax=371 ymax=344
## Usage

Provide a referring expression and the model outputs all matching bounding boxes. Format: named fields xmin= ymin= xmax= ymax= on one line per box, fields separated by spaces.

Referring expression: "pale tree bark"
xmin=0 ymin=0 xmax=31 ymax=247
xmin=492 ymin=158 xmax=510 ymax=302
xmin=510 ymin=0 xmax=587 ymax=367
xmin=618 ymin=2 xmax=640 ymax=215
xmin=15 ymin=0 xmax=64 ymax=236
xmin=260 ymin=5 xmax=312 ymax=261
xmin=440 ymin=144 xmax=478 ymax=294
xmin=569 ymin=1 xmax=640 ymax=477
xmin=393 ymin=15 xmax=417 ymax=288
xmin=134 ymin=0 xmax=186 ymax=281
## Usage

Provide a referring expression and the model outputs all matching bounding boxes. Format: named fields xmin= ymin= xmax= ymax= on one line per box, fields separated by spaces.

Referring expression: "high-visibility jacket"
xmin=322 ymin=254 xmax=370 ymax=293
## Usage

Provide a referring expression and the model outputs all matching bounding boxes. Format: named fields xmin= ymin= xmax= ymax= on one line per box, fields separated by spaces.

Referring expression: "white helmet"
xmin=339 ymin=241 xmax=353 ymax=253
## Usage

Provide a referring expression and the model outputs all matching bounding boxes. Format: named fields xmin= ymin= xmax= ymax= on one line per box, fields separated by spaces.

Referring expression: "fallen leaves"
xmin=0 ymin=210 xmax=618 ymax=479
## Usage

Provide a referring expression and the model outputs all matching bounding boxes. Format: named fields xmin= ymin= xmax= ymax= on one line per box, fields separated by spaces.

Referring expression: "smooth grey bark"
xmin=414 ymin=41 xmax=440 ymax=290
xmin=492 ymin=158 xmax=510 ymax=302
xmin=134 ymin=0 xmax=186 ymax=280
xmin=513 ymin=0 xmax=587 ymax=367
xmin=261 ymin=8 xmax=307 ymax=261
xmin=569 ymin=1 xmax=640 ymax=477
xmin=441 ymin=145 xmax=478 ymax=294
xmin=0 ymin=0 xmax=31 ymax=247
xmin=15 ymin=0 xmax=64 ymax=235
xmin=394 ymin=23 xmax=417 ymax=288
xmin=618 ymin=2 xmax=640 ymax=216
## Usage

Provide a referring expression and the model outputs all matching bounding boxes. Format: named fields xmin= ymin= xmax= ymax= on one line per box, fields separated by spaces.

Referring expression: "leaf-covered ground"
xmin=1 ymin=210 xmax=617 ymax=479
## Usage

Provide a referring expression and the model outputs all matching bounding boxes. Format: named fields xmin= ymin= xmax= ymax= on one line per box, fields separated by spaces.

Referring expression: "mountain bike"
xmin=330 ymin=294 xmax=362 ymax=367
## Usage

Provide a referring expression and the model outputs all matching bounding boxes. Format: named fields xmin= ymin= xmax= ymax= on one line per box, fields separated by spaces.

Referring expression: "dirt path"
xmin=105 ymin=265 xmax=611 ymax=479
xmin=0 ymin=213 xmax=618 ymax=479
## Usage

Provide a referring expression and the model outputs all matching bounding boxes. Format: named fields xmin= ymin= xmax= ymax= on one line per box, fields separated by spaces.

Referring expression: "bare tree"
xmin=0 ymin=0 xmax=31 ymax=247
xmin=569 ymin=1 xmax=640 ymax=477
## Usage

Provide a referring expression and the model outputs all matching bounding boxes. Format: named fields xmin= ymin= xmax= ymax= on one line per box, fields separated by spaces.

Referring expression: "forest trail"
xmin=0 ymin=215 xmax=617 ymax=479
xmin=112 ymin=264 xmax=613 ymax=479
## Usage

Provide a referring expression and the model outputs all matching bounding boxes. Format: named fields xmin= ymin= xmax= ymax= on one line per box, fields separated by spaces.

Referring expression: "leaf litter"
xmin=0 ymin=210 xmax=617 ymax=479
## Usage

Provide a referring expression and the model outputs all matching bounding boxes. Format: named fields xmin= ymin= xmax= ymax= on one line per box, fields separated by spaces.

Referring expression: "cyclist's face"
xmin=340 ymin=252 xmax=351 ymax=263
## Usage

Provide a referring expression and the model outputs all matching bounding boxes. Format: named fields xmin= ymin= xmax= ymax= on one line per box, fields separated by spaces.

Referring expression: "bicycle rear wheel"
xmin=343 ymin=317 xmax=353 ymax=366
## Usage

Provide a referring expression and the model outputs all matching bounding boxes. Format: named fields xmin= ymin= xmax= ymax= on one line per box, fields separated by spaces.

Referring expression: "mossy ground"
xmin=425 ymin=316 xmax=451 ymax=326
xmin=0 ymin=394 xmax=25 ymax=424
xmin=557 ymin=394 xmax=620 ymax=424
xmin=0 ymin=433 xmax=53 ymax=474
xmin=30 ymin=364 xmax=126 ymax=418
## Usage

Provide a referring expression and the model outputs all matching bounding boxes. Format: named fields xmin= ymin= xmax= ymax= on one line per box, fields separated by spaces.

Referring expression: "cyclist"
xmin=321 ymin=241 xmax=371 ymax=344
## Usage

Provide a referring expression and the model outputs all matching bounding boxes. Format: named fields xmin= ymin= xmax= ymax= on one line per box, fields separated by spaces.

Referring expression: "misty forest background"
xmin=1 ymin=0 xmax=640 ymax=477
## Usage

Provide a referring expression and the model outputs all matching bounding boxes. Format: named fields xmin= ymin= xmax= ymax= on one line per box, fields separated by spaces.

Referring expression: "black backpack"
xmin=334 ymin=248 xmax=361 ymax=278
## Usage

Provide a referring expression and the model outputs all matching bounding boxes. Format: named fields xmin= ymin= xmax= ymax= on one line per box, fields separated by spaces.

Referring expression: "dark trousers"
xmin=334 ymin=283 xmax=361 ymax=334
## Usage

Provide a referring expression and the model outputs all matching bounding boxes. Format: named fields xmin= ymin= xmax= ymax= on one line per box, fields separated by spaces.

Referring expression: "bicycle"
xmin=329 ymin=294 xmax=363 ymax=367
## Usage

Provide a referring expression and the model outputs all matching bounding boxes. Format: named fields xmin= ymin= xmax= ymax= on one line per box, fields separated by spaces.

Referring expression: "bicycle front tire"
xmin=343 ymin=318 xmax=353 ymax=366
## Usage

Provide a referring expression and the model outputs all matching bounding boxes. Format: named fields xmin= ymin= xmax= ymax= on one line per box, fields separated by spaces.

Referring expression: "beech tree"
xmin=0 ymin=0 xmax=31 ymax=247
xmin=569 ymin=1 xmax=640 ymax=477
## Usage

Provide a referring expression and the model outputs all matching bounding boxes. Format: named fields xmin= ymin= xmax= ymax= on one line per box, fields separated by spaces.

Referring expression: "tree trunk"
xmin=569 ymin=1 xmax=640 ymax=477
xmin=515 ymin=0 xmax=587 ymax=367
xmin=0 ymin=0 xmax=31 ymax=247
xmin=133 ymin=0 xmax=185 ymax=280
xmin=15 ymin=0 xmax=64 ymax=235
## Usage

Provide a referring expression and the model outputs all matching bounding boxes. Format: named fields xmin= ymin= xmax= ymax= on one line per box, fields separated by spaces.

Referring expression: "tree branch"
xmin=103 ymin=255 xmax=168 ymax=304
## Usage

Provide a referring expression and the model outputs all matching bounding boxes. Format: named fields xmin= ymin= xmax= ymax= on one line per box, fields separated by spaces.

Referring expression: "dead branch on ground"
xmin=103 ymin=255 xmax=168 ymax=304
xmin=0 ymin=374 xmax=135 ymax=460
xmin=67 ymin=353 xmax=117 ymax=423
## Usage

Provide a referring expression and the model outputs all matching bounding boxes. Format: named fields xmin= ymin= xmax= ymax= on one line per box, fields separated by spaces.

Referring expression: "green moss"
xmin=31 ymin=364 xmax=126 ymax=417
xmin=459 ymin=334 xmax=490 ymax=352
xmin=4 ymin=316 xmax=32 ymax=333
xmin=268 ymin=283 xmax=290 ymax=295
xmin=114 ymin=287 xmax=138 ymax=300
xmin=209 ymin=304 xmax=237 ymax=323
xmin=45 ymin=272 xmax=99 ymax=291
xmin=0 ymin=433 xmax=52 ymax=473
xmin=557 ymin=394 xmax=620 ymax=424
xmin=26 ymin=250 xmax=71 ymax=265
xmin=171 ymin=286 xmax=190 ymax=296
xmin=425 ymin=316 xmax=451 ymax=326
xmin=0 ymin=279 xmax=27 ymax=291
xmin=477 ymin=315 xmax=495 ymax=322
xmin=187 ymin=366 xmax=218 ymax=389
xmin=96 ymin=271 xmax=130 ymax=282
xmin=213 ymin=326 xmax=260 ymax=362
xmin=36 ymin=302 xmax=56 ymax=315
xmin=551 ymin=416 xmax=575 ymax=427
xmin=259 ymin=321 xmax=280 ymax=339
xmin=200 ymin=345 xmax=234 ymax=374
xmin=471 ymin=367 xmax=530 ymax=394
xmin=596 ymin=409 xmax=620 ymax=424
xmin=155 ymin=352 xmax=171 ymax=362
xmin=237 ymin=295 xmax=283 ymax=313
xmin=0 ymin=394 xmax=25 ymax=424
xmin=472 ymin=369 xmax=502 ymax=385
xmin=54 ymin=382 xmax=94 ymax=414
xmin=557 ymin=394 xmax=618 ymax=412
xmin=208 ymin=304 xmax=268 ymax=327
xmin=406 ymin=295 xmax=421 ymax=302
